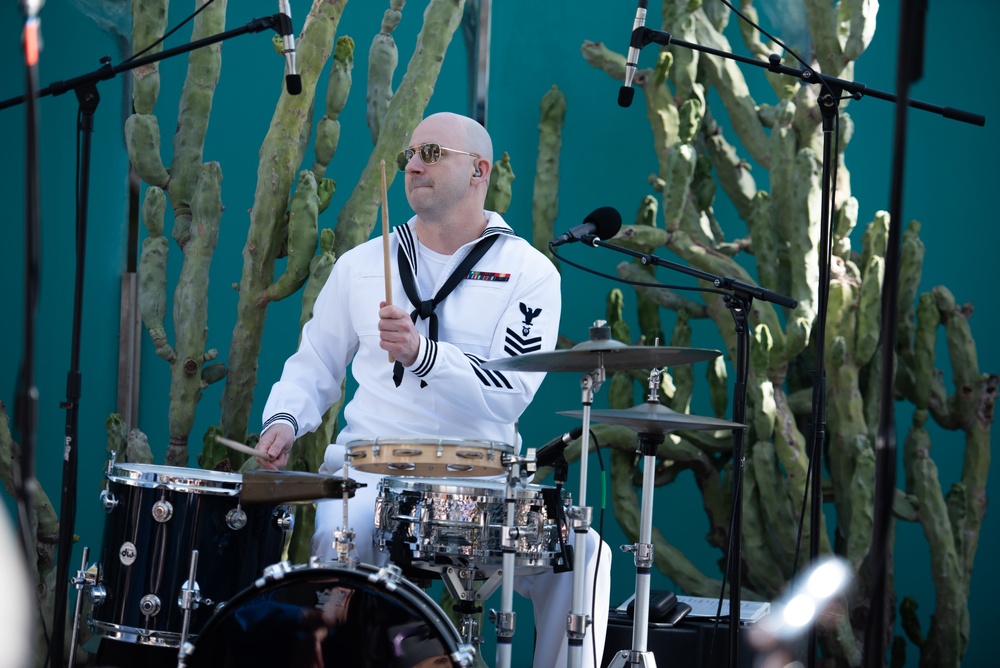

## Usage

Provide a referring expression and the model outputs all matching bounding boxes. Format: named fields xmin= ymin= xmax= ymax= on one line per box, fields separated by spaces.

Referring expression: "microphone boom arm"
xmin=626 ymin=27 xmax=985 ymax=127
xmin=588 ymin=238 xmax=798 ymax=310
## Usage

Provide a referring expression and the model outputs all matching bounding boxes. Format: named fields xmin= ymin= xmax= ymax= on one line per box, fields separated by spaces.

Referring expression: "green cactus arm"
xmin=167 ymin=0 xmax=226 ymax=250
xmin=748 ymin=440 xmax=799 ymax=580
xmin=703 ymin=112 xmax=758 ymax=222
xmin=532 ymin=86 xmax=566 ymax=261
xmin=833 ymin=196 xmax=859 ymax=260
xmin=333 ymin=0 xmax=467 ymax=259
xmin=300 ymin=228 xmax=337 ymax=330
xmin=910 ymin=292 xmax=938 ymax=413
xmin=366 ymin=1 xmax=404 ymax=144
xmin=484 ymin=151 xmax=515 ymax=216
xmin=130 ymin=0 xmax=167 ymax=114
xmin=935 ymin=287 xmax=980 ymax=424
xmin=854 ymin=255 xmax=884 ymax=366
xmin=313 ymin=37 xmax=355 ymax=178
xmin=257 ymin=170 xmax=319 ymax=308
xmin=691 ymin=10 xmax=770 ymax=169
xmin=137 ymin=187 xmax=175 ymax=362
xmin=958 ymin=373 xmax=997 ymax=588
xmin=166 ymin=162 xmax=223 ymax=467
xmin=579 ymin=39 xmax=626 ymax=82
xmin=104 ymin=413 xmax=128 ymax=464
xmin=905 ymin=409 xmax=967 ymax=665
xmin=844 ymin=440 xmax=875 ymax=570
xmin=666 ymin=229 xmax=786 ymax=356
xmin=743 ymin=456 xmax=795 ymax=595
xmin=125 ymin=427 xmax=154 ymax=465
xmin=748 ymin=374 xmax=776 ymax=442
xmin=896 ymin=220 xmax=926 ymax=358
xmin=859 ymin=211 xmax=889 ymax=284
xmin=124 ymin=114 xmax=170 ymax=187
xmin=614 ymin=262 xmax=709 ymax=318
xmin=661 ymin=144 xmax=698 ymax=234
xmin=782 ymin=147 xmax=823 ymax=342
xmin=221 ymin=0 xmax=346 ymax=442
xmin=669 ymin=312 xmax=694 ymax=414
xmin=0 ymin=401 xmax=60 ymax=639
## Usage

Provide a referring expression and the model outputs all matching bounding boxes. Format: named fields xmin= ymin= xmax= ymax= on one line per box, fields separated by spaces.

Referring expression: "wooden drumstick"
xmin=380 ymin=159 xmax=395 ymax=363
xmin=214 ymin=434 xmax=276 ymax=462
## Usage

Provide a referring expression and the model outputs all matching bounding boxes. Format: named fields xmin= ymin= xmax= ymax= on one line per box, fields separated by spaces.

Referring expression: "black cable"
xmin=549 ymin=243 xmax=733 ymax=299
xmin=122 ymin=0 xmax=217 ymax=64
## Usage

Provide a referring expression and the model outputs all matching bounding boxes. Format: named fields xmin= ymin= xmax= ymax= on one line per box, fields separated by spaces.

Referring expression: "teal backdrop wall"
xmin=1 ymin=1 xmax=997 ymax=666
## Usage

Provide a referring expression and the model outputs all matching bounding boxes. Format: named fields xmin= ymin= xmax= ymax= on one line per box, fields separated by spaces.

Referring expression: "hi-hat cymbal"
xmin=558 ymin=402 xmax=744 ymax=434
xmin=480 ymin=339 xmax=721 ymax=372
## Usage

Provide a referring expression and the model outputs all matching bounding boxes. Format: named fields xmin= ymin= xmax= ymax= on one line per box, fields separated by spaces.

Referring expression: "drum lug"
xmin=274 ymin=508 xmax=295 ymax=532
xmin=178 ymin=579 xmax=202 ymax=611
xmin=151 ymin=499 xmax=174 ymax=523
xmin=88 ymin=584 xmax=107 ymax=606
xmin=139 ymin=594 xmax=162 ymax=618
xmin=261 ymin=560 xmax=293 ymax=583
xmin=226 ymin=507 xmax=248 ymax=530
xmin=99 ymin=489 xmax=118 ymax=512
xmin=369 ymin=563 xmax=405 ymax=589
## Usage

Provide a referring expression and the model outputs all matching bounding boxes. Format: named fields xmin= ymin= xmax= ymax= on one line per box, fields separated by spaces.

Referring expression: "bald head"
xmin=413 ymin=112 xmax=494 ymax=165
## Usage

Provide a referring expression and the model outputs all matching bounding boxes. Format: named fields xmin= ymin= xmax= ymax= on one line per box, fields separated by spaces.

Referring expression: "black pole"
xmin=48 ymin=83 xmax=99 ymax=668
xmin=863 ymin=1 xmax=927 ymax=665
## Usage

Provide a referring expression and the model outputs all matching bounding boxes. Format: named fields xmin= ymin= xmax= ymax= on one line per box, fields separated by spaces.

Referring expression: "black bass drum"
xmin=180 ymin=561 xmax=476 ymax=668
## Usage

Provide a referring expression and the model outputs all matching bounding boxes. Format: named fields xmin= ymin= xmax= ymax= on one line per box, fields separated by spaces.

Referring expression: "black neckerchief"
xmin=392 ymin=233 xmax=500 ymax=387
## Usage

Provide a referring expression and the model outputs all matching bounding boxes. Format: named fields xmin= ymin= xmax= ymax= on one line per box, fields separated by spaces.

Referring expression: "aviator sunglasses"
xmin=396 ymin=143 xmax=481 ymax=171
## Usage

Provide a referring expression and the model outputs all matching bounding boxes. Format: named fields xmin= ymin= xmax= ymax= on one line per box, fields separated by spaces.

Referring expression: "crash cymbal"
xmin=480 ymin=340 xmax=721 ymax=372
xmin=558 ymin=402 xmax=744 ymax=434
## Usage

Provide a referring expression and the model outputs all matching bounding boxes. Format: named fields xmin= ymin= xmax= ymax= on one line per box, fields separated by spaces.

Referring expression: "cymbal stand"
xmin=333 ymin=464 xmax=357 ymax=567
xmin=567 ymin=361 xmax=605 ymax=668
xmin=493 ymin=449 xmax=537 ymax=668
xmin=608 ymin=370 xmax=673 ymax=668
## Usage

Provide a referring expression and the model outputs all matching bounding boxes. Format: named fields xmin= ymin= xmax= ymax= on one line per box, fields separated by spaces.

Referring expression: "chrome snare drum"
xmin=345 ymin=437 xmax=513 ymax=477
xmin=374 ymin=477 xmax=571 ymax=575
xmin=179 ymin=562 xmax=474 ymax=668
xmin=88 ymin=462 xmax=292 ymax=648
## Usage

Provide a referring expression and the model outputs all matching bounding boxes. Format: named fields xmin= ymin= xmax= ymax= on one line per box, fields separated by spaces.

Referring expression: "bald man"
xmin=258 ymin=112 xmax=610 ymax=668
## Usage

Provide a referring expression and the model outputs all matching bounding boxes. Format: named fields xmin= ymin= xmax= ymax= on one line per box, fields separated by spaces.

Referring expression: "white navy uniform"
xmin=263 ymin=212 xmax=611 ymax=668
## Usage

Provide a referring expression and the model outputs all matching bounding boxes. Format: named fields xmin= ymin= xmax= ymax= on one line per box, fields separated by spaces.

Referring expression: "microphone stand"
xmin=586 ymin=235 xmax=795 ymax=668
xmin=621 ymin=20 xmax=985 ymax=668
xmin=0 ymin=15 xmax=298 ymax=668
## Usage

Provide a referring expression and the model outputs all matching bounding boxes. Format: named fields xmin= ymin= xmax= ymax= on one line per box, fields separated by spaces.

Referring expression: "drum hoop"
xmin=379 ymin=476 xmax=553 ymax=498
xmin=346 ymin=437 xmax=513 ymax=452
xmin=107 ymin=463 xmax=241 ymax=496
xmin=188 ymin=562 xmax=464 ymax=657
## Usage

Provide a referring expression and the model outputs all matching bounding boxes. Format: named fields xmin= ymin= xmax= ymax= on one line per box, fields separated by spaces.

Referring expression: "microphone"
xmin=277 ymin=0 xmax=302 ymax=95
xmin=619 ymin=0 xmax=648 ymax=108
xmin=536 ymin=426 xmax=585 ymax=469
xmin=551 ymin=206 xmax=623 ymax=248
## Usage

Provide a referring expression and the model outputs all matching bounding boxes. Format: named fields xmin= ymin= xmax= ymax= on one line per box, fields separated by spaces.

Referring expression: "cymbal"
xmin=558 ymin=403 xmax=744 ymax=434
xmin=480 ymin=339 xmax=721 ymax=372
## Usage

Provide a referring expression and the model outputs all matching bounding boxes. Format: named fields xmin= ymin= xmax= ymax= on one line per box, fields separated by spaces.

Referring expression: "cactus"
xmin=574 ymin=2 xmax=995 ymax=666
xmin=484 ymin=151 xmax=515 ymax=215
xmin=366 ymin=0 xmax=405 ymax=144
xmin=531 ymin=85 xmax=565 ymax=262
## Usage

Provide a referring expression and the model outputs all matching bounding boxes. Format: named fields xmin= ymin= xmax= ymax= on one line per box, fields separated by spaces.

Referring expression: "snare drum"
xmin=345 ymin=437 xmax=513 ymax=477
xmin=374 ymin=477 xmax=571 ymax=574
xmin=180 ymin=562 xmax=474 ymax=668
xmin=89 ymin=463 xmax=292 ymax=648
